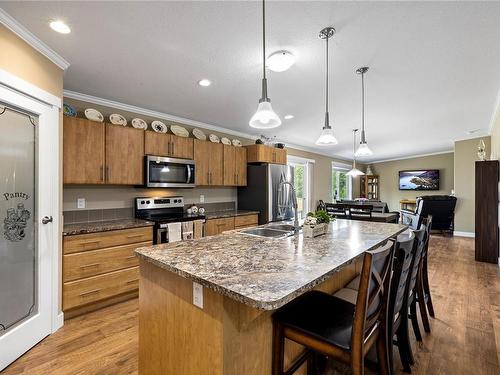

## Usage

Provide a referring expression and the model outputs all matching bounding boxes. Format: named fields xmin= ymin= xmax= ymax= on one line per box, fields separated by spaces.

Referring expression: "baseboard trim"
xmin=52 ymin=312 xmax=64 ymax=333
xmin=453 ymin=231 xmax=475 ymax=238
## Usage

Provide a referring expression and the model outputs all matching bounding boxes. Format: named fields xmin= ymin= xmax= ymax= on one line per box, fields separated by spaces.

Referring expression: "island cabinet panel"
xmin=234 ymin=214 xmax=258 ymax=229
xmin=246 ymin=144 xmax=287 ymax=165
xmin=105 ymin=124 xmax=144 ymax=185
xmin=205 ymin=217 xmax=235 ymax=236
xmin=194 ymin=139 xmax=223 ymax=186
xmin=138 ymin=258 xmax=362 ymax=375
xmin=63 ymin=227 xmax=152 ymax=318
xmin=145 ymin=131 xmax=194 ymax=159
xmin=63 ymin=117 xmax=105 ymax=184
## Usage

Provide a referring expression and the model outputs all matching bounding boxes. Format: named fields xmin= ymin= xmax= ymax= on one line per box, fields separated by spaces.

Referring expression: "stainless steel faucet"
xmin=278 ymin=181 xmax=300 ymax=233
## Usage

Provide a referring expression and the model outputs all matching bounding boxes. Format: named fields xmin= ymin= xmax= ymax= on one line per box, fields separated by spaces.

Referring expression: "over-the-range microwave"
xmin=145 ymin=155 xmax=195 ymax=188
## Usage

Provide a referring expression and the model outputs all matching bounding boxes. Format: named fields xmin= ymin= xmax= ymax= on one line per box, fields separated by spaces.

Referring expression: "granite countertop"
xmin=135 ymin=219 xmax=406 ymax=310
xmin=204 ymin=209 xmax=260 ymax=220
xmin=63 ymin=218 xmax=154 ymax=236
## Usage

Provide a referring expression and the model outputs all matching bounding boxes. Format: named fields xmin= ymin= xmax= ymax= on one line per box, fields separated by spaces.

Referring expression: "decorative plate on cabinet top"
xmin=209 ymin=134 xmax=220 ymax=143
xmin=151 ymin=120 xmax=168 ymax=133
xmin=192 ymin=128 xmax=206 ymax=140
xmin=221 ymin=137 xmax=231 ymax=145
xmin=171 ymin=125 xmax=189 ymax=138
xmin=84 ymin=108 xmax=104 ymax=122
xmin=232 ymin=139 xmax=242 ymax=147
xmin=109 ymin=113 xmax=127 ymax=126
xmin=131 ymin=118 xmax=148 ymax=130
xmin=63 ymin=103 xmax=77 ymax=117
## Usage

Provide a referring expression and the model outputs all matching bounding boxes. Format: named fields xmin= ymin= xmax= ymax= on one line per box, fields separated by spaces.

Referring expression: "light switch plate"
xmin=77 ymin=198 xmax=86 ymax=209
xmin=193 ymin=282 xmax=203 ymax=309
xmin=199 ymin=195 xmax=205 ymax=203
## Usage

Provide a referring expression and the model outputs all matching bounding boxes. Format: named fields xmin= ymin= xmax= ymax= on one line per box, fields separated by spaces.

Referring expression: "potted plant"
xmin=303 ymin=210 xmax=332 ymax=238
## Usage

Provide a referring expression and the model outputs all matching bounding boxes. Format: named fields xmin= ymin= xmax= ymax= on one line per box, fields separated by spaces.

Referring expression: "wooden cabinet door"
xmin=105 ymin=125 xmax=145 ymax=185
xmin=274 ymin=149 xmax=287 ymax=164
xmin=223 ymin=145 xmax=236 ymax=186
xmin=170 ymin=135 xmax=194 ymax=159
xmin=63 ymin=117 xmax=105 ymax=184
xmin=194 ymin=139 xmax=210 ymax=185
xmin=204 ymin=217 xmax=235 ymax=236
xmin=209 ymin=142 xmax=224 ymax=186
xmin=144 ymin=131 xmax=169 ymax=156
xmin=235 ymin=147 xmax=247 ymax=186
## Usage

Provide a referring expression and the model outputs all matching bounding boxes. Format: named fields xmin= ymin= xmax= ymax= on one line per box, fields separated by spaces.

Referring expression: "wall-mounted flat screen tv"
xmin=399 ymin=170 xmax=439 ymax=190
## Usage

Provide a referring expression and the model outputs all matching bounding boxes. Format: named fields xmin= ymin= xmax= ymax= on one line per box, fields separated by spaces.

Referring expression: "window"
xmin=332 ymin=164 xmax=352 ymax=201
xmin=288 ymin=156 xmax=313 ymax=218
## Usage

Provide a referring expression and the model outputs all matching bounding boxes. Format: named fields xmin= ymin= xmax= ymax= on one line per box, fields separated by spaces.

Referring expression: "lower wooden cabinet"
xmin=234 ymin=214 xmax=258 ymax=229
xmin=63 ymin=227 xmax=153 ymax=317
xmin=205 ymin=214 xmax=259 ymax=236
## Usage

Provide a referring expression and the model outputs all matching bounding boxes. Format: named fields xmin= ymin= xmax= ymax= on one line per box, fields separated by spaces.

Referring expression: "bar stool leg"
xmin=409 ymin=300 xmax=422 ymax=342
xmin=272 ymin=321 xmax=285 ymax=375
xmin=376 ymin=328 xmax=390 ymax=375
xmin=416 ymin=276 xmax=431 ymax=333
xmin=422 ymin=257 xmax=435 ymax=318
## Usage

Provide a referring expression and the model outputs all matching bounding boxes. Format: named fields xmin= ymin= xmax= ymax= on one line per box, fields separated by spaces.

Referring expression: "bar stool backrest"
xmin=353 ymin=240 xmax=395 ymax=344
xmin=406 ymin=227 xmax=427 ymax=297
xmin=390 ymin=235 xmax=415 ymax=322
xmin=420 ymin=215 xmax=433 ymax=260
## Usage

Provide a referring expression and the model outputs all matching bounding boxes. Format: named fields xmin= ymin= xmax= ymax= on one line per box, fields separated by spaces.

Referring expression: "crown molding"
xmin=63 ymin=89 xmax=352 ymax=161
xmin=0 ymin=8 xmax=70 ymax=70
xmin=371 ymin=149 xmax=454 ymax=164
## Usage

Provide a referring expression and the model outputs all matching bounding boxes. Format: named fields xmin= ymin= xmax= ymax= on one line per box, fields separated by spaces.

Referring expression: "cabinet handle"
xmin=79 ymin=289 xmax=101 ymax=297
xmin=81 ymin=240 xmax=101 ymax=245
xmin=79 ymin=263 xmax=100 ymax=269
xmin=167 ymin=142 xmax=170 ymax=155
xmin=125 ymin=279 xmax=138 ymax=285
xmin=126 ymin=234 xmax=144 ymax=239
xmin=125 ymin=255 xmax=136 ymax=260
xmin=100 ymin=166 xmax=104 ymax=182
xmin=105 ymin=166 xmax=110 ymax=182
xmin=171 ymin=142 xmax=175 ymax=155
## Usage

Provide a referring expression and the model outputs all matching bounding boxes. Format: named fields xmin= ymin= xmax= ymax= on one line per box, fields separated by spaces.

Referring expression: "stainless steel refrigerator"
xmin=238 ymin=164 xmax=294 ymax=225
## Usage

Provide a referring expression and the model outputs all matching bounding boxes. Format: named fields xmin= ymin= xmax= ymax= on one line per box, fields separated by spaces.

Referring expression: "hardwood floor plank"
xmin=2 ymin=235 xmax=499 ymax=375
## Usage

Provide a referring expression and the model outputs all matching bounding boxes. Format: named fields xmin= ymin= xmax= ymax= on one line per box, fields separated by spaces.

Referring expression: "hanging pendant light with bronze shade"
xmin=354 ymin=67 xmax=373 ymax=157
xmin=315 ymin=27 xmax=338 ymax=146
xmin=347 ymin=129 xmax=365 ymax=177
xmin=249 ymin=0 xmax=281 ymax=129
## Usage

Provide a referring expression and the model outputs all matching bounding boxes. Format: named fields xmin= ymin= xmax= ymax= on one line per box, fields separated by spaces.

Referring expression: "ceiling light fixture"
xmin=267 ymin=50 xmax=295 ymax=72
xmin=354 ymin=67 xmax=373 ymax=157
xmin=315 ymin=27 xmax=338 ymax=146
xmin=198 ymin=79 xmax=211 ymax=87
xmin=249 ymin=0 xmax=281 ymax=129
xmin=49 ymin=20 xmax=71 ymax=34
xmin=284 ymin=114 xmax=294 ymax=120
xmin=347 ymin=129 xmax=365 ymax=177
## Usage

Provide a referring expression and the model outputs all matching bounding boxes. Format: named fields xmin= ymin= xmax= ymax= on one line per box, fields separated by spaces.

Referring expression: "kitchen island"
xmin=135 ymin=219 xmax=406 ymax=375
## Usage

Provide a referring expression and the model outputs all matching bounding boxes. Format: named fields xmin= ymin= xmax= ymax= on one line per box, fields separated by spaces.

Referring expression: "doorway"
xmin=288 ymin=156 xmax=312 ymax=218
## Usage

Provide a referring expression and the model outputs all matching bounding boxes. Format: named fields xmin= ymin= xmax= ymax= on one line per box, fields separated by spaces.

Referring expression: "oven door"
xmin=146 ymin=155 xmax=195 ymax=188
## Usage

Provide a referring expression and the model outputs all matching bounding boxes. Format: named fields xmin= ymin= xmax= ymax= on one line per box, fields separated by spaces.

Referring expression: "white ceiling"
xmin=3 ymin=1 xmax=500 ymax=162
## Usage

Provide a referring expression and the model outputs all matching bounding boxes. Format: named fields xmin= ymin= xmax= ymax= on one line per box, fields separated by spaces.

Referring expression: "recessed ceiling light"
xmin=284 ymin=115 xmax=294 ymax=120
xmin=198 ymin=79 xmax=211 ymax=87
xmin=49 ymin=20 xmax=71 ymax=34
xmin=466 ymin=128 xmax=481 ymax=135
xmin=267 ymin=50 xmax=295 ymax=72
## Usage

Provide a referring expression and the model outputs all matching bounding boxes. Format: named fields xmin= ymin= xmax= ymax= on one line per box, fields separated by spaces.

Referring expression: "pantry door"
xmin=0 ymin=73 xmax=60 ymax=371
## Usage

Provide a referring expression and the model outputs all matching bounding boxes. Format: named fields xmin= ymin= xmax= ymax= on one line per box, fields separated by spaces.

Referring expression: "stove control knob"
xmin=146 ymin=200 xmax=151 ymax=204
xmin=141 ymin=200 xmax=145 ymax=205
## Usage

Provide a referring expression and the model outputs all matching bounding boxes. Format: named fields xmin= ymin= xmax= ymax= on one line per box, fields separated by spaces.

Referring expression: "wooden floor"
xmin=2 ymin=235 xmax=499 ymax=375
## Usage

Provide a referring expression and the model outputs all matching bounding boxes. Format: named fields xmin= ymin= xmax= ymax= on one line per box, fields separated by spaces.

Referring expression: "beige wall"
xmin=491 ymin=109 xmax=500 ymax=160
xmin=371 ymin=152 xmax=455 ymax=212
xmin=0 ymin=24 xmax=63 ymax=98
xmin=63 ymin=98 xmax=360 ymax=211
xmin=454 ymin=136 xmax=491 ymax=233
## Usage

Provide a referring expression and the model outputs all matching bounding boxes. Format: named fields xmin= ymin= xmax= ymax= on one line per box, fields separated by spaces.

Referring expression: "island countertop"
xmin=135 ymin=219 xmax=406 ymax=310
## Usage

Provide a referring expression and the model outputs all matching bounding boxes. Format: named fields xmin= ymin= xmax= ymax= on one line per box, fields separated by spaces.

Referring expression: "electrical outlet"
xmin=193 ymin=282 xmax=203 ymax=309
xmin=200 ymin=195 xmax=205 ymax=203
xmin=77 ymin=198 xmax=86 ymax=209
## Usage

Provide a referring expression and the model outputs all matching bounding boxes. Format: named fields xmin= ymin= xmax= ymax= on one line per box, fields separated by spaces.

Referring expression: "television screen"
xmin=399 ymin=170 xmax=439 ymax=190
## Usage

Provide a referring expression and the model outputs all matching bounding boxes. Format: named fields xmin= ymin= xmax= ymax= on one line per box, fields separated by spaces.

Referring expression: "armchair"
xmin=400 ymin=195 xmax=457 ymax=232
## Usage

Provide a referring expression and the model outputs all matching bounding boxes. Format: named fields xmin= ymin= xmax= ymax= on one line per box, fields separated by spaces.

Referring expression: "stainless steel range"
xmin=134 ymin=196 xmax=204 ymax=244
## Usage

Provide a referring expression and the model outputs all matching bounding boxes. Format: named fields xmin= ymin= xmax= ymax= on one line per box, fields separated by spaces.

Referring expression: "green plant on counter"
xmin=306 ymin=209 xmax=332 ymax=224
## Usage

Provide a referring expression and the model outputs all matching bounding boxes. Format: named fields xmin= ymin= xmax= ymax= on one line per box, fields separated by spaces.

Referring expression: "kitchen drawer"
xmin=205 ymin=217 xmax=235 ymax=236
xmin=234 ymin=214 xmax=258 ymax=228
xmin=63 ymin=267 xmax=139 ymax=311
xmin=63 ymin=241 xmax=151 ymax=282
xmin=64 ymin=227 xmax=152 ymax=254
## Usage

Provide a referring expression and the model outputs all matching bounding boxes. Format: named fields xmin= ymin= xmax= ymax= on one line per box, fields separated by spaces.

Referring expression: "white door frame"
xmin=0 ymin=69 xmax=62 ymax=370
xmin=288 ymin=155 xmax=314 ymax=216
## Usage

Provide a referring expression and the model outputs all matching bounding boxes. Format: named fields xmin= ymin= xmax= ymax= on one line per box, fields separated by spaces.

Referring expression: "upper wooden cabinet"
xmin=63 ymin=118 xmax=144 ymax=185
xmin=246 ymin=144 xmax=287 ymax=164
xmin=63 ymin=117 xmax=105 ymax=184
xmin=144 ymin=132 xmax=193 ymax=160
xmin=105 ymin=125 xmax=144 ymax=185
xmin=194 ymin=139 xmax=223 ymax=186
xmin=223 ymin=145 xmax=247 ymax=186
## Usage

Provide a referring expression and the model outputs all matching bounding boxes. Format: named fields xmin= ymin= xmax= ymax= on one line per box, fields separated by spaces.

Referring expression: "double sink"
xmin=239 ymin=224 xmax=299 ymax=239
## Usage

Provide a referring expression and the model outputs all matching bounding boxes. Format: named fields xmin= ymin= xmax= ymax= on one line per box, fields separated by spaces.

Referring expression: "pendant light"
xmin=249 ymin=0 xmax=281 ymax=129
xmin=347 ymin=129 xmax=365 ymax=177
xmin=354 ymin=67 xmax=373 ymax=157
xmin=315 ymin=27 xmax=338 ymax=146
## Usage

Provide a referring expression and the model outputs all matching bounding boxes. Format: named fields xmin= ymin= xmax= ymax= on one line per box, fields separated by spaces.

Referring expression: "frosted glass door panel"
xmin=0 ymin=105 xmax=37 ymax=336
